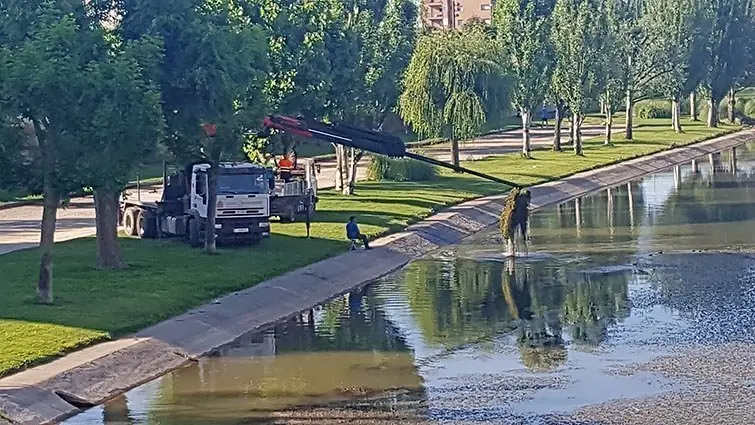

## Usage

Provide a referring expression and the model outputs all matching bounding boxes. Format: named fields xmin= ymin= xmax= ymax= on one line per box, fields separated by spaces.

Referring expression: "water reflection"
xmin=64 ymin=143 xmax=755 ymax=424
xmin=402 ymin=256 xmax=631 ymax=372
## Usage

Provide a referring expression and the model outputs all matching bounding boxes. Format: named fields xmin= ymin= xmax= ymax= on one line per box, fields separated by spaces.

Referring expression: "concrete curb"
xmin=0 ymin=128 xmax=753 ymax=424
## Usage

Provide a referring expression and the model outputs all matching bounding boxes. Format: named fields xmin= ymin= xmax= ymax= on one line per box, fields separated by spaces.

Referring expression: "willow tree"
xmin=493 ymin=0 xmax=555 ymax=158
xmin=399 ymin=25 xmax=505 ymax=168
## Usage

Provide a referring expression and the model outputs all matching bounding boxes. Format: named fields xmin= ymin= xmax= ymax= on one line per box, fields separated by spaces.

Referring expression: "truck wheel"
xmin=187 ymin=219 xmax=202 ymax=247
xmin=138 ymin=212 xmax=157 ymax=239
xmin=123 ymin=208 xmax=138 ymax=237
xmin=286 ymin=207 xmax=297 ymax=222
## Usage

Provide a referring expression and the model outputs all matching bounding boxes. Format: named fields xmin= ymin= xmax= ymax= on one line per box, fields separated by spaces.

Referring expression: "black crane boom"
xmin=261 ymin=115 xmax=521 ymax=189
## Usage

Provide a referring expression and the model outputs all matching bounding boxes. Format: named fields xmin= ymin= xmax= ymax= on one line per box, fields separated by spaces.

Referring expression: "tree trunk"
xmin=568 ymin=116 xmax=575 ymax=145
xmin=343 ymin=148 xmax=363 ymax=196
xmin=727 ymin=88 xmax=736 ymax=123
xmin=204 ymin=163 xmax=218 ymax=254
xmin=38 ymin=176 xmax=58 ymax=304
xmin=94 ymin=189 xmax=125 ymax=269
xmin=624 ymin=89 xmax=634 ymax=140
xmin=574 ymin=113 xmax=583 ymax=155
xmin=333 ymin=144 xmax=343 ymax=191
xmin=707 ymin=96 xmax=718 ymax=128
xmin=552 ymin=104 xmax=563 ymax=152
xmin=690 ymin=92 xmax=698 ymax=121
xmin=672 ymin=96 xmax=683 ymax=133
xmin=604 ymin=100 xmax=613 ymax=145
xmin=521 ymin=108 xmax=531 ymax=158
xmin=35 ymin=119 xmax=56 ymax=304
xmin=450 ymin=138 xmax=460 ymax=168
xmin=671 ymin=97 xmax=677 ymax=129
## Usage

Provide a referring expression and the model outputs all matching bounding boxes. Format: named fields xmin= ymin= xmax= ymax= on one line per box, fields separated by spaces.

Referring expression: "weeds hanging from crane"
xmin=500 ymin=188 xmax=531 ymax=257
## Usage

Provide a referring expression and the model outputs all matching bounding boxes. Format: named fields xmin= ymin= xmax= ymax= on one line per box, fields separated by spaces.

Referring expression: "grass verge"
xmin=0 ymin=118 xmax=742 ymax=378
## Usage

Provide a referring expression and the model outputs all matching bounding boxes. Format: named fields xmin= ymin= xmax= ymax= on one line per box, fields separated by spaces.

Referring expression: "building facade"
xmin=422 ymin=0 xmax=495 ymax=29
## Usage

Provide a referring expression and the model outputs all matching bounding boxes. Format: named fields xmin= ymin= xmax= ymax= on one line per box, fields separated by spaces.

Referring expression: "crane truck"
xmin=120 ymin=161 xmax=272 ymax=246
xmin=269 ymin=158 xmax=318 ymax=222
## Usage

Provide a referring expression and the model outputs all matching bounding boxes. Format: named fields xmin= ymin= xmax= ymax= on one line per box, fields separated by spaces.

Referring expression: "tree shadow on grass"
xmin=0 ymin=233 xmax=347 ymax=354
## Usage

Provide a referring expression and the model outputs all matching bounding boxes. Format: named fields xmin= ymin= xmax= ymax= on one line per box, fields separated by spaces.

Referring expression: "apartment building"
xmin=422 ymin=0 xmax=495 ymax=29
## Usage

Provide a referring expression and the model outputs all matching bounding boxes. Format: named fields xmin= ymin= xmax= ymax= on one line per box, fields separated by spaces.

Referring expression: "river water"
xmin=64 ymin=145 xmax=755 ymax=425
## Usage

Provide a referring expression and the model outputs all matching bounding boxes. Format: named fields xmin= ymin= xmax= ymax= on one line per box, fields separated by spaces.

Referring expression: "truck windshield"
xmin=216 ymin=173 xmax=268 ymax=195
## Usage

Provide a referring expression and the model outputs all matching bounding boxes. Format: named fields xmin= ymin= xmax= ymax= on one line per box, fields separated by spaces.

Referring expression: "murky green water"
xmin=65 ymin=145 xmax=755 ymax=425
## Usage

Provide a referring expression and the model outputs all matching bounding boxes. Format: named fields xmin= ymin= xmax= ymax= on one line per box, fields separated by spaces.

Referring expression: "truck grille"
xmin=220 ymin=208 xmax=265 ymax=216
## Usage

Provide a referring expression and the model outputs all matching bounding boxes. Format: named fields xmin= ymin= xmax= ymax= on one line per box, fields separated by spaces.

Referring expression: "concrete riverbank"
xmin=1 ymin=128 xmax=754 ymax=425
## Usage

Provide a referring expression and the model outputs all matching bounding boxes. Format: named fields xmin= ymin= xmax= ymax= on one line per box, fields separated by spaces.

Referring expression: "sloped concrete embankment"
xmin=1 ymin=129 xmax=754 ymax=425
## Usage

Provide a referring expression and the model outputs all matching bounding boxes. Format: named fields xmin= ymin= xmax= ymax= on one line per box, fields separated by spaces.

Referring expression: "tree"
xmin=726 ymin=4 xmax=755 ymax=122
xmin=615 ymin=0 xmax=669 ymax=139
xmin=399 ymin=26 xmax=505 ymax=167
xmin=73 ymin=41 xmax=164 ymax=269
xmin=493 ymin=0 xmax=556 ymax=158
xmin=333 ymin=0 xmax=418 ymax=194
xmin=700 ymin=0 xmax=754 ymax=127
xmin=646 ymin=0 xmax=710 ymax=133
xmin=551 ymin=0 xmax=609 ymax=155
xmin=600 ymin=0 xmax=626 ymax=145
xmin=0 ymin=0 xmax=160 ymax=300
xmin=116 ymin=0 xmax=269 ymax=254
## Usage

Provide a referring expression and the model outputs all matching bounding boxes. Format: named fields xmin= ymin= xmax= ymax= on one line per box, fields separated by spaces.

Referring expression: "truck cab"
xmin=186 ymin=162 xmax=271 ymax=243
xmin=120 ymin=161 xmax=272 ymax=246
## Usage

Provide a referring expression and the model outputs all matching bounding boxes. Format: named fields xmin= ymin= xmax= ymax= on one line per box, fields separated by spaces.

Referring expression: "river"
xmin=64 ymin=144 xmax=755 ymax=425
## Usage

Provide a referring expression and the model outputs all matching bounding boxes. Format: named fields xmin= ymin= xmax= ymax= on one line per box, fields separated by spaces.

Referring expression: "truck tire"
xmin=285 ymin=207 xmax=297 ymax=222
xmin=138 ymin=211 xmax=158 ymax=239
xmin=123 ymin=208 xmax=138 ymax=237
xmin=187 ymin=219 xmax=202 ymax=247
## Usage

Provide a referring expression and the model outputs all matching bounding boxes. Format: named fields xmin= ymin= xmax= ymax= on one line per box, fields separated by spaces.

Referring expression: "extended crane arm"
xmin=260 ymin=115 xmax=521 ymax=188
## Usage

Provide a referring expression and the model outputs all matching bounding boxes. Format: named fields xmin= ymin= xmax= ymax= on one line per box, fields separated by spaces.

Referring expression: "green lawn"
xmin=464 ymin=119 xmax=740 ymax=185
xmin=0 ymin=117 xmax=741 ymax=377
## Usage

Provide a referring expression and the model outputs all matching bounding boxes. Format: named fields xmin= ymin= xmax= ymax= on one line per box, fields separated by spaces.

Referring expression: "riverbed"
xmin=64 ymin=144 xmax=755 ymax=425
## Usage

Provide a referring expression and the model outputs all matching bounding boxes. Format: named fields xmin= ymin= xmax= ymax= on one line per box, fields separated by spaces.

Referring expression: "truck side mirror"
xmin=200 ymin=193 xmax=207 ymax=204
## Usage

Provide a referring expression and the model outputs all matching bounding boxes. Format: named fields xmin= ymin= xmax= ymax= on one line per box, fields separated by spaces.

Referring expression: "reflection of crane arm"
xmin=260 ymin=115 xmax=521 ymax=188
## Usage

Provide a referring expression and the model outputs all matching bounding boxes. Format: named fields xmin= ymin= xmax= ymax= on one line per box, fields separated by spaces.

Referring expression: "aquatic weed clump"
xmin=499 ymin=188 xmax=531 ymax=242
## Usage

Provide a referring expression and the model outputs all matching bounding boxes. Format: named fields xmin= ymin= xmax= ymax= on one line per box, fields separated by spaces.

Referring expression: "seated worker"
xmin=346 ymin=216 xmax=371 ymax=250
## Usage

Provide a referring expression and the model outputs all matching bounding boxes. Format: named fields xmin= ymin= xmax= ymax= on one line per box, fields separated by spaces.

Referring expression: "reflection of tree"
xmin=503 ymin=261 xmax=567 ymax=371
xmin=102 ymin=395 xmax=133 ymax=425
xmin=530 ymin=182 xmax=647 ymax=249
xmin=562 ymin=272 xmax=630 ymax=346
xmin=404 ymin=259 xmax=516 ymax=348
xmin=145 ymin=289 xmax=425 ymax=425
xmin=275 ymin=286 xmax=410 ymax=353
xmin=660 ymin=169 xmax=755 ymax=227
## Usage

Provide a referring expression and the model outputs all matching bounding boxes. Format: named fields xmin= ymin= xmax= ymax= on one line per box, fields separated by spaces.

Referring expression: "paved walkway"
xmin=0 ymin=125 xmax=608 ymax=256
xmin=315 ymin=124 xmax=610 ymax=189
xmin=1 ymin=129 xmax=752 ymax=425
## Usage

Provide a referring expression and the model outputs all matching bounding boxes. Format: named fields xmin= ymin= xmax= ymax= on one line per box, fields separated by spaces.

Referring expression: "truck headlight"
xmin=215 ymin=224 xmax=222 ymax=229
xmin=259 ymin=222 xmax=270 ymax=227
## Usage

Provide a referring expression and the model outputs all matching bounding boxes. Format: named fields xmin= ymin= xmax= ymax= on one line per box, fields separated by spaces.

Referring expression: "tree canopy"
xmin=399 ymin=25 xmax=506 ymax=166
